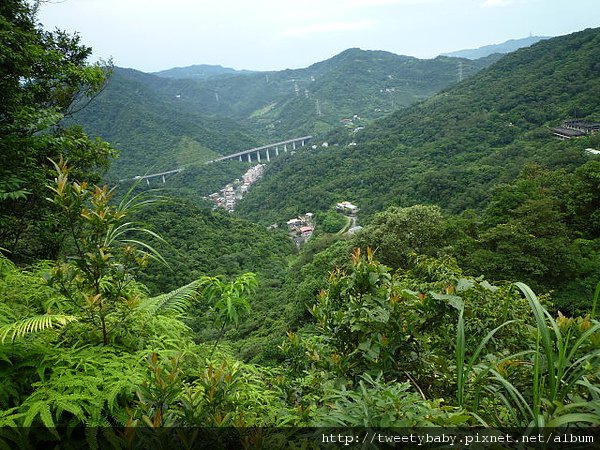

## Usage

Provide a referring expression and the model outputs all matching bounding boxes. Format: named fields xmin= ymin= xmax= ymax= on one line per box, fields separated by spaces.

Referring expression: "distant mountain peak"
xmin=441 ymin=36 xmax=551 ymax=59
xmin=153 ymin=64 xmax=255 ymax=80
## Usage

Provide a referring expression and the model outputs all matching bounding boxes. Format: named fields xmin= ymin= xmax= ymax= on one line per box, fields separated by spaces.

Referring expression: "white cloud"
xmin=280 ymin=20 xmax=376 ymax=38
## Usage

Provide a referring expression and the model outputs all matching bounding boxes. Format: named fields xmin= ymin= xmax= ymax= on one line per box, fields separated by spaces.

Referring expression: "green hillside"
xmin=134 ymin=199 xmax=294 ymax=294
xmin=234 ymin=28 xmax=600 ymax=312
xmin=158 ymin=48 xmax=500 ymax=138
xmin=237 ymin=28 xmax=600 ymax=222
xmin=69 ymin=68 xmax=261 ymax=179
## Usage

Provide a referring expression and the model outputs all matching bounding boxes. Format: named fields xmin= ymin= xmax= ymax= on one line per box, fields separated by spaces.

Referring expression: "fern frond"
xmin=138 ymin=279 xmax=203 ymax=316
xmin=0 ymin=314 xmax=78 ymax=343
xmin=23 ymin=401 xmax=54 ymax=428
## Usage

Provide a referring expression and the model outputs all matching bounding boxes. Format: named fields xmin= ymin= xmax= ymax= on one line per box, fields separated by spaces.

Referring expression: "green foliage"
xmin=132 ymin=199 xmax=292 ymax=294
xmin=201 ymin=272 xmax=258 ymax=329
xmin=198 ymin=272 xmax=258 ymax=357
xmin=0 ymin=314 xmax=78 ymax=344
xmin=124 ymin=348 xmax=285 ymax=431
xmin=313 ymin=373 xmax=470 ymax=427
xmin=315 ymin=211 xmax=347 ymax=234
xmin=0 ymin=1 xmax=115 ymax=261
xmin=478 ymin=283 xmax=600 ymax=428
xmin=137 ymin=278 xmax=204 ymax=317
xmin=301 ymin=248 xmax=532 ymax=402
xmin=455 ymin=162 xmax=600 ymax=312
xmin=353 ymin=205 xmax=447 ymax=268
xmin=0 ymin=344 xmax=146 ymax=428
xmin=45 ymin=158 xmax=168 ymax=345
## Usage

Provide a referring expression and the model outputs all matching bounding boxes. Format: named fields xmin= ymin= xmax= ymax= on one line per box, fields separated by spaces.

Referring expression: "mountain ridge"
xmin=71 ymin=47 xmax=500 ymax=179
xmin=153 ymin=63 xmax=256 ymax=80
xmin=441 ymin=35 xmax=551 ymax=59
xmin=236 ymin=27 xmax=600 ymax=223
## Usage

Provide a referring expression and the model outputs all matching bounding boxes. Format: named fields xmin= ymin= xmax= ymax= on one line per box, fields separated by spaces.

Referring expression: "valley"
xmin=70 ymin=50 xmax=501 ymax=180
xmin=1 ymin=2 xmax=599 ymax=441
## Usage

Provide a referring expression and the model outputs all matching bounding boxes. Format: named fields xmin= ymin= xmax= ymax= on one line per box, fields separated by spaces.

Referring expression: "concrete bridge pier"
xmin=293 ymin=141 xmax=297 ymax=150
xmin=257 ymin=151 xmax=261 ymax=162
xmin=239 ymin=155 xmax=243 ymax=162
xmin=275 ymin=146 xmax=279 ymax=156
xmin=247 ymin=153 xmax=252 ymax=163
xmin=284 ymin=144 xmax=288 ymax=152
xmin=266 ymin=148 xmax=270 ymax=162
xmin=162 ymin=175 xmax=166 ymax=183
xmin=146 ymin=178 xmax=150 ymax=186
xmin=301 ymin=139 xmax=305 ymax=146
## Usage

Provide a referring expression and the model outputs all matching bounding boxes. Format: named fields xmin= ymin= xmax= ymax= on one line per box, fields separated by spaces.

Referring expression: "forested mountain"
xmin=154 ymin=48 xmax=500 ymax=138
xmin=441 ymin=35 xmax=550 ymax=59
xmin=153 ymin=63 xmax=255 ymax=79
xmin=70 ymin=49 xmax=499 ymax=180
xmin=70 ymin=68 xmax=261 ymax=179
xmin=237 ymin=28 xmax=600 ymax=222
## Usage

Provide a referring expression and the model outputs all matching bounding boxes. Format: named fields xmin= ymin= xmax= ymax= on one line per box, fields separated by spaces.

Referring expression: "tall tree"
xmin=0 ymin=0 xmax=114 ymax=261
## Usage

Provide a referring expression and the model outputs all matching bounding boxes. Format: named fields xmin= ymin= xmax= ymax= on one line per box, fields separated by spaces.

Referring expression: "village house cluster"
xmin=205 ymin=164 xmax=265 ymax=212
xmin=340 ymin=114 xmax=364 ymax=129
xmin=287 ymin=213 xmax=314 ymax=238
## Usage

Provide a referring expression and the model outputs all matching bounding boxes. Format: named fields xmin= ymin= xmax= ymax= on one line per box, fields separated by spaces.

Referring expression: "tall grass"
xmin=455 ymin=307 xmax=517 ymax=407
xmin=455 ymin=282 xmax=600 ymax=427
xmin=487 ymin=283 xmax=600 ymax=427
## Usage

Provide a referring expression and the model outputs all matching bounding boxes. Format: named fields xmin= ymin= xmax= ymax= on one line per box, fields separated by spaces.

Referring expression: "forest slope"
xmin=236 ymin=28 xmax=600 ymax=224
xmin=155 ymin=48 xmax=500 ymax=138
xmin=71 ymin=49 xmax=499 ymax=181
xmin=70 ymin=68 xmax=261 ymax=179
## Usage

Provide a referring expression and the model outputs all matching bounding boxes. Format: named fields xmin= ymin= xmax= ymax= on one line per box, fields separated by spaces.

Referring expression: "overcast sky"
xmin=37 ymin=0 xmax=599 ymax=73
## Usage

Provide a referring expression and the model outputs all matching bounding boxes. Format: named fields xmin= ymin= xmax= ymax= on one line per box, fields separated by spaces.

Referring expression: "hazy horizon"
xmin=37 ymin=0 xmax=599 ymax=73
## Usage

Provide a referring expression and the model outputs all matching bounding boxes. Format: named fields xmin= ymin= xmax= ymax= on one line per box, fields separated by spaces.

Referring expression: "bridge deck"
xmin=122 ymin=136 xmax=312 ymax=182
xmin=211 ymin=136 xmax=312 ymax=162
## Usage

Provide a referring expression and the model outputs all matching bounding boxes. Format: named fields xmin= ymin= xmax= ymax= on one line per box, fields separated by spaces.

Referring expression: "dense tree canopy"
xmin=0 ymin=0 xmax=114 ymax=261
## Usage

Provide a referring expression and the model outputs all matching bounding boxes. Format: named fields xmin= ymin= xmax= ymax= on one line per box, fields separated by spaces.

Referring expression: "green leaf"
xmin=0 ymin=314 xmax=78 ymax=343
xmin=546 ymin=413 xmax=600 ymax=427
xmin=431 ymin=292 xmax=464 ymax=311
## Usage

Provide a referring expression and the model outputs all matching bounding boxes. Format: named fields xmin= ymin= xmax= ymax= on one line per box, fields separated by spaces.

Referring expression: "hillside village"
xmin=205 ymin=164 xmax=265 ymax=211
xmin=285 ymin=213 xmax=315 ymax=247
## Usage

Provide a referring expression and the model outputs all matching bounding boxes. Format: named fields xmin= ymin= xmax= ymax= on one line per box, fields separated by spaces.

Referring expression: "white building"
xmin=336 ymin=201 xmax=359 ymax=214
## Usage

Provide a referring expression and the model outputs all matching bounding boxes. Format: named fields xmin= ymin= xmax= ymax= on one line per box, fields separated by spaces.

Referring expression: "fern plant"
xmin=137 ymin=278 xmax=204 ymax=317
xmin=3 ymin=346 xmax=145 ymax=428
xmin=0 ymin=314 xmax=78 ymax=344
